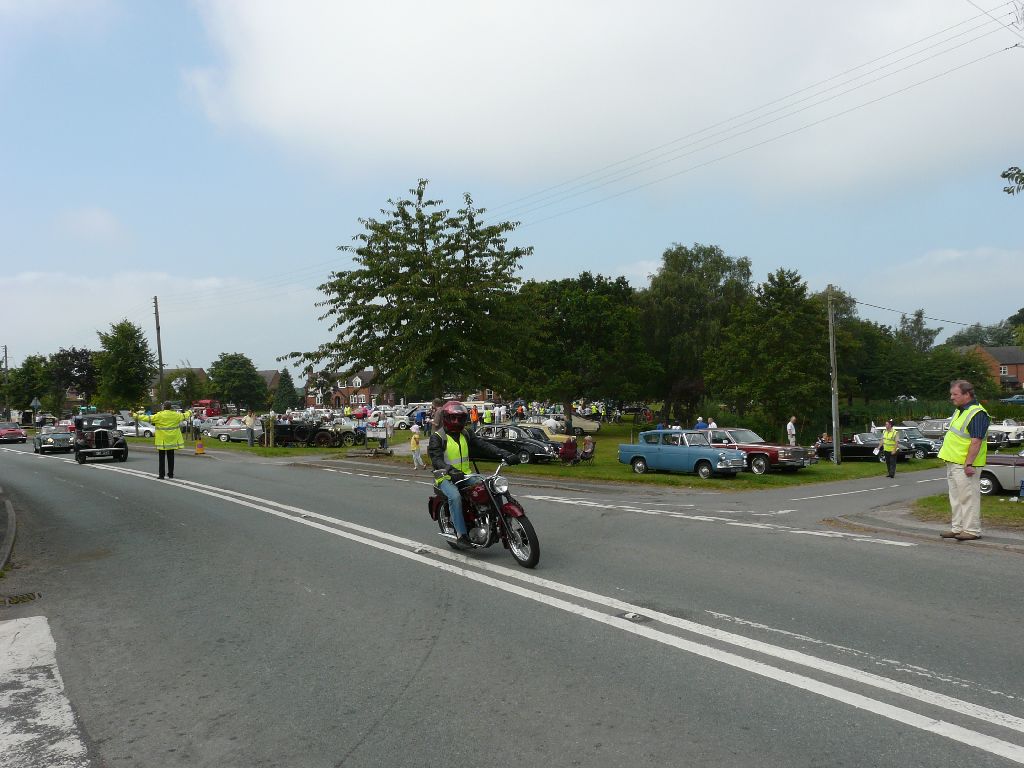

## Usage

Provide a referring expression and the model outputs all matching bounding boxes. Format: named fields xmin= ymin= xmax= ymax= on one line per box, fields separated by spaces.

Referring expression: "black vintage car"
xmin=474 ymin=424 xmax=558 ymax=464
xmin=74 ymin=413 xmax=128 ymax=464
xmin=816 ymin=432 xmax=911 ymax=462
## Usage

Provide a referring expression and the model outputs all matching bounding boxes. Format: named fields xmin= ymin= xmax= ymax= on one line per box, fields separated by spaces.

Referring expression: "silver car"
xmin=204 ymin=417 xmax=264 ymax=443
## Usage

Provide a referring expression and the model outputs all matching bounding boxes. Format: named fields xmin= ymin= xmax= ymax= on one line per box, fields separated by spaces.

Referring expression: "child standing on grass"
xmin=410 ymin=424 xmax=425 ymax=470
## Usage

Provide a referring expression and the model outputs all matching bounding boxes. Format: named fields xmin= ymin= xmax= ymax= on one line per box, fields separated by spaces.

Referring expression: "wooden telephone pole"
xmin=153 ymin=296 xmax=164 ymax=395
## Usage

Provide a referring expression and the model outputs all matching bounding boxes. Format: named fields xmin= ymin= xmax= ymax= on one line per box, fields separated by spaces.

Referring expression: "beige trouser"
xmin=946 ymin=462 xmax=981 ymax=535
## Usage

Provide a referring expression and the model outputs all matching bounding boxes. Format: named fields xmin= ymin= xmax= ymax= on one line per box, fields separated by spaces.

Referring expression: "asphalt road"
xmin=1 ymin=443 xmax=1023 ymax=767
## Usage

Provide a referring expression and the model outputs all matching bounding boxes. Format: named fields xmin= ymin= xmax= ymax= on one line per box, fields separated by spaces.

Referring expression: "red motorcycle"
xmin=428 ymin=460 xmax=540 ymax=568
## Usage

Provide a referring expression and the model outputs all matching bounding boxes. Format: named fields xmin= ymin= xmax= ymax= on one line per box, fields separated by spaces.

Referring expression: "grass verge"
xmin=912 ymin=493 xmax=1024 ymax=529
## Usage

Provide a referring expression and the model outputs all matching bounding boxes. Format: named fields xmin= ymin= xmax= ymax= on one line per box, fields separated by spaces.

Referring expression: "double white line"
xmin=11 ymin=449 xmax=1024 ymax=762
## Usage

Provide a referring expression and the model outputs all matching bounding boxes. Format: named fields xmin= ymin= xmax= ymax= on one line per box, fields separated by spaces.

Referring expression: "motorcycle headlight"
xmin=493 ymin=476 xmax=509 ymax=494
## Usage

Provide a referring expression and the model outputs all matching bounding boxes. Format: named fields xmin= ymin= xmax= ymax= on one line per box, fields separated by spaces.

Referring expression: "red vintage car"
xmin=707 ymin=427 xmax=815 ymax=474
xmin=0 ymin=421 xmax=27 ymax=443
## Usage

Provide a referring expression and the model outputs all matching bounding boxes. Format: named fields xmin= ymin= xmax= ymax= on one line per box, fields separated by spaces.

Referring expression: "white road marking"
xmin=523 ymin=494 xmax=914 ymax=547
xmin=791 ymin=487 xmax=887 ymax=501
xmin=917 ymin=477 xmax=946 ymax=484
xmin=0 ymin=616 xmax=90 ymax=767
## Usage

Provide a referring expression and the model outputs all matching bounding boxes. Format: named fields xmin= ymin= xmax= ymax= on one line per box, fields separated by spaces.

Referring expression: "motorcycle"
xmin=428 ymin=460 xmax=540 ymax=569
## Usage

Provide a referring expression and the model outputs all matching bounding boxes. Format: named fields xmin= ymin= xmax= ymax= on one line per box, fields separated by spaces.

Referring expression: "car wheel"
xmin=979 ymin=473 xmax=1000 ymax=496
xmin=75 ymin=452 xmax=86 ymax=465
xmin=219 ymin=434 xmax=230 ymax=442
xmin=695 ymin=460 xmax=713 ymax=479
xmin=143 ymin=430 xmax=153 ymax=438
xmin=750 ymin=455 xmax=769 ymax=475
xmin=118 ymin=450 xmax=128 ymax=463
xmin=518 ymin=450 xmax=532 ymax=465
xmin=914 ymin=449 xmax=925 ymax=460
xmin=573 ymin=427 xmax=584 ymax=437
xmin=341 ymin=433 xmax=355 ymax=447
xmin=631 ymin=457 xmax=648 ymax=474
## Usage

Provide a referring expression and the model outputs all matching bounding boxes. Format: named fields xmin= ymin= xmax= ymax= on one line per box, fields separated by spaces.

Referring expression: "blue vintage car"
xmin=618 ymin=429 xmax=748 ymax=478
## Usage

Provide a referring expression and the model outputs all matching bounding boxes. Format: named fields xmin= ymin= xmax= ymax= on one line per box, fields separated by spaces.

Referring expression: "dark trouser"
xmin=158 ymin=449 xmax=176 ymax=478
xmin=247 ymin=428 xmax=255 ymax=447
xmin=885 ymin=451 xmax=897 ymax=478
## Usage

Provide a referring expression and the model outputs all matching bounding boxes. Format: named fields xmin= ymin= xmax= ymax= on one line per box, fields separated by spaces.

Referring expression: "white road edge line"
xmin=791 ymin=487 xmax=887 ymax=501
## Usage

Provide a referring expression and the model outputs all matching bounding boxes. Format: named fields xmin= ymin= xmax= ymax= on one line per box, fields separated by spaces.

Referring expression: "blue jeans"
xmin=438 ymin=479 xmax=466 ymax=535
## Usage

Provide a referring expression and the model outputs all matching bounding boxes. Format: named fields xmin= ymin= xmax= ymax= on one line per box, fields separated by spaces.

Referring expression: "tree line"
xmin=1 ymin=323 xmax=302 ymax=418
xmin=6 ymin=179 xmax=1019 ymax=435
xmin=284 ymin=180 xmax=1017 ymax=437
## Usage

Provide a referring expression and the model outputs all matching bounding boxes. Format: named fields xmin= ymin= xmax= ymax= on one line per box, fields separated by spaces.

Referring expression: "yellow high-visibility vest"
xmin=937 ymin=403 xmax=988 ymax=466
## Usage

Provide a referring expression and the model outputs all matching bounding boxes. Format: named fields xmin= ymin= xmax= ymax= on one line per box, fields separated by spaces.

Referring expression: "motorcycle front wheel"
xmin=504 ymin=514 xmax=540 ymax=568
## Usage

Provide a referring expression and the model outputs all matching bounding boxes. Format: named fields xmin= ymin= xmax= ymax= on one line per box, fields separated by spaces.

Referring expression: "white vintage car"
xmin=987 ymin=419 xmax=1024 ymax=446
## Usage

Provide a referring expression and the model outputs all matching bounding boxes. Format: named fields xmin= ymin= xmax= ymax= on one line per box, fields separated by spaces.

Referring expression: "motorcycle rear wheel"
xmin=504 ymin=514 xmax=540 ymax=568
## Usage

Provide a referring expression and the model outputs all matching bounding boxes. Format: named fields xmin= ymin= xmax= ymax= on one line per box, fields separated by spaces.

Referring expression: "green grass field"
xmin=912 ymin=493 xmax=1024 ymax=529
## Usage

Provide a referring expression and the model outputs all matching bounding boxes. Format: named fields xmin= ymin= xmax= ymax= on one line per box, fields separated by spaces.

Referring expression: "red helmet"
xmin=441 ymin=401 xmax=469 ymax=434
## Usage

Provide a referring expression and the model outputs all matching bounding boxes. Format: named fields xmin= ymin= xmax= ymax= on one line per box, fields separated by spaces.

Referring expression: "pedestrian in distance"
xmin=132 ymin=402 xmax=192 ymax=480
xmin=243 ymin=409 xmax=256 ymax=447
xmin=694 ymin=416 xmax=708 ymax=430
xmin=410 ymin=424 xmax=425 ymax=469
xmin=881 ymin=418 xmax=899 ymax=479
xmin=430 ymin=398 xmax=444 ymax=431
xmin=938 ymin=379 xmax=989 ymax=542
xmin=707 ymin=417 xmax=717 ymax=429
xmin=787 ymin=416 xmax=797 ymax=446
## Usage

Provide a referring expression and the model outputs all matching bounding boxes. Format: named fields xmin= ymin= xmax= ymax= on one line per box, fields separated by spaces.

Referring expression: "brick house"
xmin=305 ymin=369 xmax=397 ymax=409
xmin=964 ymin=345 xmax=1024 ymax=391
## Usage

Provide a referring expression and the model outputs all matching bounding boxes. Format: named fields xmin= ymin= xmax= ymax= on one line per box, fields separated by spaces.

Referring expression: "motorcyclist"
xmin=429 ymin=401 xmax=519 ymax=547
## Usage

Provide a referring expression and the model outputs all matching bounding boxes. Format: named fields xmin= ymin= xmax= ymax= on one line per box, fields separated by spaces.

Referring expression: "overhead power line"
xmin=964 ymin=0 xmax=1024 ymax=39
xmin=491 ymin=2 xmax=1016 ymax=217
xmin=852 ymin=300 xmax=973 ymax=327
xmin=518 ymin=44 xmax=1014 ymax=228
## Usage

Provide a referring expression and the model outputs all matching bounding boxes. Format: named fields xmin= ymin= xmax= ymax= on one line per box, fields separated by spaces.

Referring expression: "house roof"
xmin=983 ymin=346 xmax=1024 ymax=365
xmin=257 ymin=370 xmax=281 ymax=389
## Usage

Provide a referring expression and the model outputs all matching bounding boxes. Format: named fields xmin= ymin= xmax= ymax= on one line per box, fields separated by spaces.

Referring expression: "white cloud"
xmin=186 ymin=0 xmax=1024 ymax=198
xmin=55 ymin=207 xmax=129 ymax=246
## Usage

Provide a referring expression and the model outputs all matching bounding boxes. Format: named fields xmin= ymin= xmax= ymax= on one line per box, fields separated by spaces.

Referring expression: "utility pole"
xmin=153 ymin=296 xmax=164 ymax=396
xmin=827 ymin=288 xmax=841 ymax=465
xmin=2 ymin=345 xmax=8 ymax=421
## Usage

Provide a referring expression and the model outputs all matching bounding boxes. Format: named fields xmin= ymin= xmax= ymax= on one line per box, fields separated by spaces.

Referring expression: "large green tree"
xmin=3 ymin=354 xmax=50 ymax=414
xmin=284 ymin=179 xmax=530 ymax=397
xmin=46 ymin=347 xmax=98 ymax=415
xmin=509 ymin=273 xmax=659 ymax=431
xmin=272 ymin=367 xmax=300 ymax=412
xmin=208 ymin=353 xmax=267 ymax=410
xmin=895 ymin=309 xmax=941 ymax=353
xmin=161 ymin=365 xmax=207 ymax=407
xmin=95 ymin=320 xmax=158 ymax=409
xmin=638 ymin=243 xmax=752 ymax=420
xmin=705 ymin=269 xmax=829 ymax=432
xmin=943 ymin=321 xmax=1017 ymax=348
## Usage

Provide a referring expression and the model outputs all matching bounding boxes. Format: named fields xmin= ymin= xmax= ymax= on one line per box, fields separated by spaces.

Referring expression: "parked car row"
xmin=616 ymin=428 xmax=801 ymax=479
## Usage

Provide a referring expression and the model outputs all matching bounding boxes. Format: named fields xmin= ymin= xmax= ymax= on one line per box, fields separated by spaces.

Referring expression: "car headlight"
xmin=493 ymin=477 xmax=509 ymax=494
xmin=45 ymin=438 xmax=53 ymax=444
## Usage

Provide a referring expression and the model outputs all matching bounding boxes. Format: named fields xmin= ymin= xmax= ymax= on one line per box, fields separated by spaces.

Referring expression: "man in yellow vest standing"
xmin=132 ymin=402 xmax=193 ymax=480
xmin=937 ymin=379 xmax=989 ymax=541
xmin=881 ymin=419 xmax=899 ymax=479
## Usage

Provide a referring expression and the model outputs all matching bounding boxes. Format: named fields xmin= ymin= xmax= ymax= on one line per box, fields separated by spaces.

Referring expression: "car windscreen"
xmin=0 ymin=422 xmax=18 ymax=429
xmin=728 ymin=429 xmax=763 ymax=443
xmin=685 ymin=433 xmax=711 ymax=446
xmin=901 ymin=428 xmax=925 ymax=438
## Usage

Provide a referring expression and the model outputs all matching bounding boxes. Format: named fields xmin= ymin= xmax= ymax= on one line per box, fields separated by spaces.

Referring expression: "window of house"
xmin=353 ymin=377 xmax=362 ymax=388
xmin=334 ymin=396 xmax=341 ymax=407
xmin=1001 ymin=365 xmax=1009 ymax=375
xmin=315 ymin=393 xmax=323 ymax=405
xmin=349 ymin=395 xmax=358 ymax=404
xmin=359 ymin=394 xmax=366 ymax=404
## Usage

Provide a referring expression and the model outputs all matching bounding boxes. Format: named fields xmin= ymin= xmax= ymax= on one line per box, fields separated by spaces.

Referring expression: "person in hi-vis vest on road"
xmin=881 ymin=419 xmax=899 ymax=479
xmin=428 ymin=401 xmax=518 ymax=548
xmin=937 ymin=379 xmax=989 ymax=542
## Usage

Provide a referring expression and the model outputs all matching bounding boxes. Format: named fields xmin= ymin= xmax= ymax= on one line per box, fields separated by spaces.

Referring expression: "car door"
xmin=657 ymin=432 xmax=688 ymax=471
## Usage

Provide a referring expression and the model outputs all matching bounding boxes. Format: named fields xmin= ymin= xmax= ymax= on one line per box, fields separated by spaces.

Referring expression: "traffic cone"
xmin=195 ymin=438 xmax=205 ymax=455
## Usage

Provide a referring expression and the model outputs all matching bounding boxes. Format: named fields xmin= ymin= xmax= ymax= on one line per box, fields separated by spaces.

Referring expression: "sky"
xmin=1 ymin=0 xmax=1022 ymax=373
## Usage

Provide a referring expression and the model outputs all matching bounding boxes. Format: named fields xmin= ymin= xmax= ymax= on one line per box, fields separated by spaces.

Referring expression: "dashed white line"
xmin=791 ymin=487 xmax=887 ymax=501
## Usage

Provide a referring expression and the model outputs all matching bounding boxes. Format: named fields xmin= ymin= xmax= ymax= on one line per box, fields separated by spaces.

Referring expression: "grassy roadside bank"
xmin=912 ymin=493 xmax=1024 ymax=529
